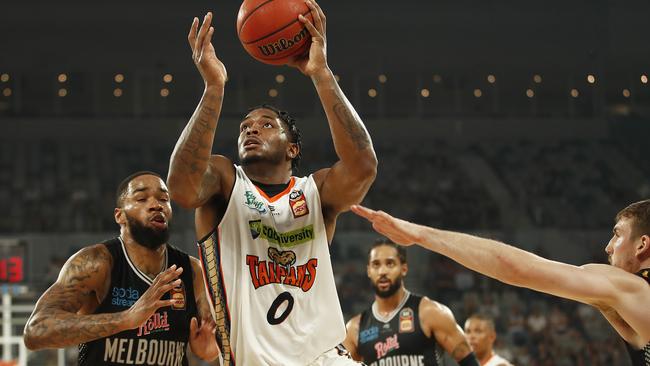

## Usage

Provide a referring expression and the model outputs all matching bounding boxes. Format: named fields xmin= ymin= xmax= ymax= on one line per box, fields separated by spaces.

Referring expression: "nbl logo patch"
xmin=170 ymin=281 xmax=186 ymax=310
xmin=399 ymin=307 xmax=415 ymax=333
xmin=289 ymin=189 xmax=309 ymax=218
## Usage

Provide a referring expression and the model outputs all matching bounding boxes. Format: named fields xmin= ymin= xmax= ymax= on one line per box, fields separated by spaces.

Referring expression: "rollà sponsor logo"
xmin=258 ymin=27 xmax=309 ymax=57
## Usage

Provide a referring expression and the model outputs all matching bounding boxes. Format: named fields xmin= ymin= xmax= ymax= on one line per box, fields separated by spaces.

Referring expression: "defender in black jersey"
xmin=352 ymin=200 xmax=650 ymax=366
xmin=24 ymin=172 xmax=219 ymax=365
xmin=343 ymin=239 xmax=480 ymax=366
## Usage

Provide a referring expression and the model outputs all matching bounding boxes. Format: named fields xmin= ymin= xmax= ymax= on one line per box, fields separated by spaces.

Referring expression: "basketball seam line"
xmin=242 ymin=9 xmax=311 ymax=45
xmin=237 ymin=0 xmax=275 ymax=37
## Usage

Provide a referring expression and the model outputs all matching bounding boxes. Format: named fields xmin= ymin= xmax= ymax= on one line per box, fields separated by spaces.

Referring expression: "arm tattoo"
xmin=332 ymin=99 xmax=371 ymax=151
xmin=25 ymin=247 xmax=124 ymax=349
xmin=177 ymin=94 xmax=222 ymax=175
xmin=450 ymin=340 xmax=472 ymax=360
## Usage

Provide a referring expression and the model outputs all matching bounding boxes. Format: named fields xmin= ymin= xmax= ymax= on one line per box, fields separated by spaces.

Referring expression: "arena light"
xmin=163 ymin=74 xmax=173 ymax=83
xmin=570 ymin=88 xmax=579 ymax=98
xmin=58 ymin=88 xmax=67 ymax=97
xmin=378 ymin=74 xmax=387 ymax=84
xmin=114 ymin=74 xmax=125 ymax=83
xmin=368 ymin=88 xmax=377 ymax=98
xmin=526 ymin=89 xmax=534 ymax=98
xmin=275 ymin=74 xmax=285 ymax=84
xmin=622 ymin=89 xmax=631 ymax=98
xmin=160 ymin=88 xmax=170 ymax=97
xmin=641 ymin=74 xmax=648 ymax=84
xmin=473 ymin=89 xmax=482 ymax=98
xmin=113 ymin=88 xmax=123 ymax=97
xmin=268 ymin=88 xmax=278 ymax=97
xmin=2 ymin=88 xmax=11 ymax=97
xmin=587 ymin=74 xmax=596 ymax=84
xmin=58 ymin=73 xmax=67 ymax=83
xmin=433 ymin=74 xmax=442 ymax=83
xmin=533 ymin=74 xmax=542 ymax=84
xmin=420 ymin=89 xmax=430 ymax=98
xmin=0 ymin=74 xmax=9 ymax=83
xmin=487 ymin=74 xmax=496 ymax=84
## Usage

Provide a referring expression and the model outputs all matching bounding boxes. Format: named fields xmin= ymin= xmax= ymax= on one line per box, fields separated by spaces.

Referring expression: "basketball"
xmin=237 ymin=0 xmax=314 ymax=65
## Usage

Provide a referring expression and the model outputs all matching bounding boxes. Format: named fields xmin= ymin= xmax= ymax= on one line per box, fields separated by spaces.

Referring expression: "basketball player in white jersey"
xmin=167 ymin=2 xmax=377 ymax=365
xmin=351 ymin=200 xmax=650 ymax=366
xmin=464 ymin=314 xmax=513 ymax=366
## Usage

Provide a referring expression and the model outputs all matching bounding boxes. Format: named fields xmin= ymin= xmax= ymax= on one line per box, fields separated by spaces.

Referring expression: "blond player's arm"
xmin=351 ymin=205 xmax=650 ymax=343
xmin=343 ymin=314 xmax=362 ymax=361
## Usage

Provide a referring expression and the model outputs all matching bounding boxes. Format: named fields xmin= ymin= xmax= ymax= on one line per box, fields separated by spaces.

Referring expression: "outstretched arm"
xmin=168 ymin=12 xmax=232 ymax=209
xmin=23 ymin=246 xmax=182 ymax=349
xmin=351 ymin=205 xmax=650 ymax=342
xmin=289 ymin=1 xmax=377 ymax=221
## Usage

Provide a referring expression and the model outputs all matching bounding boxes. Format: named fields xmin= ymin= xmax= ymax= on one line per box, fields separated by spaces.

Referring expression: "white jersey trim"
xmin=118 ymin=237 xmax=168 ymax=285
xmin=371 ymin=290 xmax=411 ymax=323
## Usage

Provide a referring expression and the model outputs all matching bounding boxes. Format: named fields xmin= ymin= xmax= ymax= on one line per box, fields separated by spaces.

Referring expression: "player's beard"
xmin=125 ymin=214 xmax=170 ymax=250
xmin=240 ymin=147 xmax=285 ymax=167
xmin=372 ymin=276 xmax=402 ymax=298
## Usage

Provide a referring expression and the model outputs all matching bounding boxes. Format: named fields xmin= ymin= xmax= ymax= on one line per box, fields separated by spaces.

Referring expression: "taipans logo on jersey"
xmin=399 ymin=307 xmax=415 ymax=333
xmin=359 ymin=326 xmax=379 ymax=344
xmin=374 ymin=334 xmax=400 ymax=359
xmin=244 ymin=190 xmax=267 ymax=214
xmin=246 ymin=248 xmax=318 ymax=292
xmin=289 ymin=189 xmax=309 ymax=218
xmin=248 ymin=220 xmax=315 ymax=248
xmin=111 ymin=286 xmax=140 ymax=307
xmin=136 ymin=311 xmax=170 ymax=337
xmin=169 ymin=281 xmax=186 ymax=310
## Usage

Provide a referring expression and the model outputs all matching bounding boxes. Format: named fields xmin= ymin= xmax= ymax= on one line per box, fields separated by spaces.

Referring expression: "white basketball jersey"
xmin=198 ymin=165 xmax=346 ymax=365
xmin=484 ymin=354 xmax=513 ymax=366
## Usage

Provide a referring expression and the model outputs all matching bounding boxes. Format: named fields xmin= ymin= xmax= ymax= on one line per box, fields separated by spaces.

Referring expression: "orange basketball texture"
xmin=237 ymin=0 xmax=314 ymax=65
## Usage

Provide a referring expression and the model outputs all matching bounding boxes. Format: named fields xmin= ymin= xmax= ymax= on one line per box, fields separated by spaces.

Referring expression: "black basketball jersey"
xmin=626 ymin=268 xmax=650 ymax=366
xmin=357 ymin=292 xmax=440 ymax=366
xmin=78 ymin=237 xmax=197 ymax=366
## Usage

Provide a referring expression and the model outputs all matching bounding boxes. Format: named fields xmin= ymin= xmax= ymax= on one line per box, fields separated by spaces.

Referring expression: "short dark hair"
xmin=247 ymin=104 xmax=302 ymax=172
xmin=116 ymin=171 xmax=162 ymax=207
xmin=466 ymin=313 xmax=496 ymax=332
xmin=615 ymin=199 xmax=650 ymax=237
xmin=368 ymin=238 xmax=407 ymax=264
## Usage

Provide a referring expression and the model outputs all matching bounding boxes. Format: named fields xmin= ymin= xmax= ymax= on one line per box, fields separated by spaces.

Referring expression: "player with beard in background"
xmin=24 ymin=172 xmax=219 ymax=366
xmin=342 ymin=239 xmax=480 ymax=366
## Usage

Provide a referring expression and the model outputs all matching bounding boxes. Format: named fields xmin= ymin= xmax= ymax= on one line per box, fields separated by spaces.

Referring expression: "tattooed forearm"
xmin=332 ymin=100 xmax=371 ymax=150
xmin=450 ymin=340 xmax=472 ymax=361
xmin=25 ymin=307 xmax=126 ymax=349
xmin=24 ymin=246 xmax=122 ymax=350
xmin=173 ymin=92 xmax=223 ymax=175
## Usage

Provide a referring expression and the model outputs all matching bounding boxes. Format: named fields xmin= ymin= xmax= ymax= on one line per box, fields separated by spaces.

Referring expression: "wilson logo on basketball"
xmin=258 ymin=27 xmax=309 ymax=57
xmin=246 ymin=247 xmax=318 ymax=292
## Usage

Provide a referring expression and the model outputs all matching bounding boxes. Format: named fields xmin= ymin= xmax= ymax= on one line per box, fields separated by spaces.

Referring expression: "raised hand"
xmin=188 ymin=12 xmax=228 ymax=87
xmin=123 ymin=265 xmax=184 ymax=329
xmin=350 ymin=205 xmax=421 ymax=246
xmin=288 ymin=0 xmax=328 ymax=76
xmin=189 ymin=316 xmax=220 ymax=361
